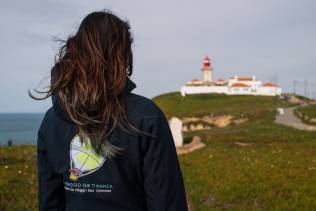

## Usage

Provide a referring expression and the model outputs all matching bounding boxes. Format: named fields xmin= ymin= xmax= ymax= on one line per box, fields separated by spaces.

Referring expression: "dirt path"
xmin=274 ymin=105 xmax=316 ymax=131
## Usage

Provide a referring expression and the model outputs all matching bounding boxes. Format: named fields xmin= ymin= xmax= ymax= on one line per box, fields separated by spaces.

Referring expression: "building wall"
xmin=228 ymin=78 xmax=262 ymax=87
xmin=202 ymin=70 xmax=212 ymax=82
xmin=180 ymin=86 xmax=282 ymax=97
xmin=181 ymin=86 xmax=229 ymax=96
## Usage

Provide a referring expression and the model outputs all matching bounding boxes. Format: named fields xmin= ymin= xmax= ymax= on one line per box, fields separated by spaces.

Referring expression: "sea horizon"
xmin=0 ymin=112 xmax=45 ymax=146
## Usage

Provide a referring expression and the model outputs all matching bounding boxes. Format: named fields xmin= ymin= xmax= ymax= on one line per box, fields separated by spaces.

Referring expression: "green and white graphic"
xmin=69 ymin=135 xmax=105 ymax=181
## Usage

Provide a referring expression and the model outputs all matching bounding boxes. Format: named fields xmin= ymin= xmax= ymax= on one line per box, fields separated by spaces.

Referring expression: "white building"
xmin=181 ymin=56 xmax=282 ymax=97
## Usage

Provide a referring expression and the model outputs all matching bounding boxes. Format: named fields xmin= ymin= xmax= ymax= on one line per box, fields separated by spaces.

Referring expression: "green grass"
xmin=179 ymin=117 xmax=316 ymax=210
xmin=154 ymin=92 xmax=316 ymax=210
xmin=1 ymin=92 xmax=316 ymax=210
xmin=0 ymin=145 xmax=37 ymax=211
xmin=295 ymin=104 xmax=316 ymax=125
xmin=300 ymin=104 xmax=316 ymax=118
xmin=152 ymin=92 xmax=293 ymax=119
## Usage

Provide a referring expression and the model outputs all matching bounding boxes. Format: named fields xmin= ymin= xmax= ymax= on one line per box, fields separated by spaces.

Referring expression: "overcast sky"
xmin=0 ymin=0 xmax=315 ymax=112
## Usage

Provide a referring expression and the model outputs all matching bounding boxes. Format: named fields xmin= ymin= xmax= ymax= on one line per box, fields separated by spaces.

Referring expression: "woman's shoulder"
xmin=126 ymin=93 xmax=166 ymax=119
xmin=38 ymin=107 xmax=54 ymax=132
xmin=38 ymin=106 xmax=73 ymax=135
xmin=39 ymin=93 xmax=167 ymax=133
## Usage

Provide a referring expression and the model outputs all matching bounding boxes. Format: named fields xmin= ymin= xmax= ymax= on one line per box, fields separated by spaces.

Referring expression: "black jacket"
xmin=37 ymin=76 xmax=189 ymax=211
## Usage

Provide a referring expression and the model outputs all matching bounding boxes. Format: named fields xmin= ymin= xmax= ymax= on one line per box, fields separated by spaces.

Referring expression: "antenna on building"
xmin=304 ymin=80 xmax=308 ymax=98
xmin=274 ymin=74 xmax=278 ymax=86
xmin=293 ymin=80 xmax=297 ymax=94
xmin=273 ymin=74 xmax=278 ymax=97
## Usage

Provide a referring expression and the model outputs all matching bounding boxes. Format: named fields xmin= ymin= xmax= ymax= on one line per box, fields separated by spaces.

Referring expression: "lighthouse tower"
xmin=201 ymin=56 xmax=213 ymax=83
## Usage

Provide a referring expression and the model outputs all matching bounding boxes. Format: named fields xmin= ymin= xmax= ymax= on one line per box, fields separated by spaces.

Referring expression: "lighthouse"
xmin=180 ymin=55 xmax=282 ymax=97
xmin=201 ymin=56 xmax=213 ymax=83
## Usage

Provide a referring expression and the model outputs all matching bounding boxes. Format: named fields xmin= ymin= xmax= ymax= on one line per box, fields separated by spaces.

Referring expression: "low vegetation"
xmin=295 ymin=104 xmax=316 ymax=125
xmin=1 ymin=92 xmax=316 ymax=210
xmin=0 ymin=145 xmax=37 ymax=211
xmin=154 ymin=92 xmax=316 ymax=210
xmin=153 ymin=92 xmax=293 ymax=119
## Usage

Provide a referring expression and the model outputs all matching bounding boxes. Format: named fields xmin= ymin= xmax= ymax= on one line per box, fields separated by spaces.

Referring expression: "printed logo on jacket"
xmin=64 ymin=134 xmax=113 ymax=193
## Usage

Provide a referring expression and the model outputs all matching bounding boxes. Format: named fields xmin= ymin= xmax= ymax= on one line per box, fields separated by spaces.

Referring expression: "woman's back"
xmin=34 ymin=10 xmax=188 ymax=211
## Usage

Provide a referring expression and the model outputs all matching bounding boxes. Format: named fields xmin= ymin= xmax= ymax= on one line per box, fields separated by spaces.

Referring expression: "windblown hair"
xmin=30 ymin=10 xmax=150 ymax=159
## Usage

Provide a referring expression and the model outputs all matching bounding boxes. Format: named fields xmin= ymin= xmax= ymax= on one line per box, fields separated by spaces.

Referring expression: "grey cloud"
xmin=0 ymin=0 xmax=315 ymax=112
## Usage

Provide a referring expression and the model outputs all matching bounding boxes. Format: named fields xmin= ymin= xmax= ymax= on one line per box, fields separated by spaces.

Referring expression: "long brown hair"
xmin=30 ymin=10 xmax=149 ymax=159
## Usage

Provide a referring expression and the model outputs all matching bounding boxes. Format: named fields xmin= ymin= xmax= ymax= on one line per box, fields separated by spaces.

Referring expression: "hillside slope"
xmin=152 ymin=92 xmax=316 ymax=210
xmin=152 ymin=92 xmax=291 ymax=119
xmin=1 ymin=92 xmax=316 ymax=211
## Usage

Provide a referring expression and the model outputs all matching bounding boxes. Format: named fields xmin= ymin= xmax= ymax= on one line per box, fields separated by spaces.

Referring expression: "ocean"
xmin=0 ymin=113 xmax=44 ymax=146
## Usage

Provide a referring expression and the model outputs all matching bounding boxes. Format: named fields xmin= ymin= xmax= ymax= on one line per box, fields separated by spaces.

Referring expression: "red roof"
xmin=231 ymin=83 xmax=250 ymax=87
xmin=216 ymin=79 xmax=225 ymax=81
xmin=263 ymin=82 xmax=276 ymax=87
xmin=191 ymin=78 xmax=199 ymax=81
xmin=238 ymin=77 xmax=254 ymax=81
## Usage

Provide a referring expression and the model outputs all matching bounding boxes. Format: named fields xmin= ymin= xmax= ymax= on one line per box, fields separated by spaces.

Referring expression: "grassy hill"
xmin=1 ymin=92 xmax=316 ymax=210
xmin=153 ymin=92 xmax=316 ymax=210
xmin=295 ymin=104 xmax=316 ymax=125
xmin=152 ymin=92 xmax=292 ymax=119
xmin=0 ymin=145 xmax=37 ymax=211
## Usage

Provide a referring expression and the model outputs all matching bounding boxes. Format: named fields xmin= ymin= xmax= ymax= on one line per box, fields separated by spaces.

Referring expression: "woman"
xmin=30 ymin=10 xmax=189 ymax=211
